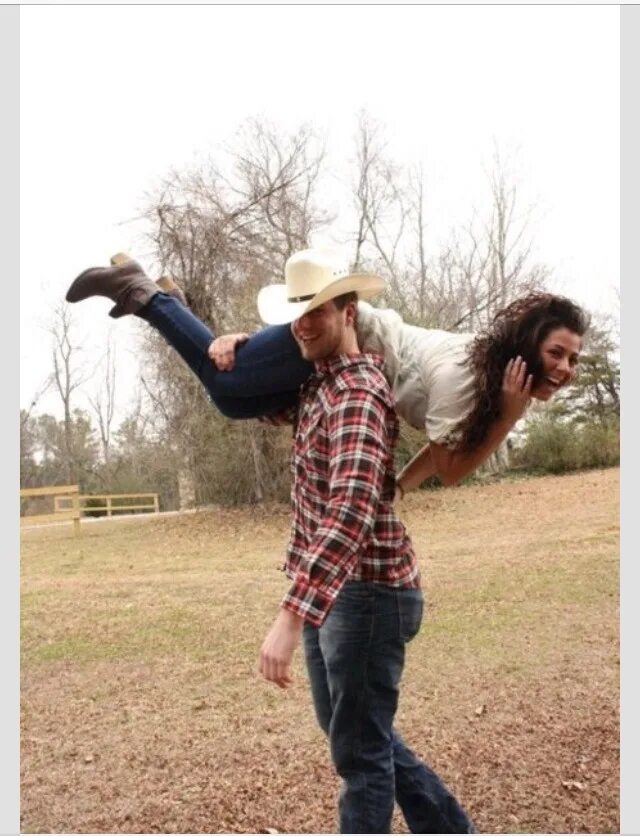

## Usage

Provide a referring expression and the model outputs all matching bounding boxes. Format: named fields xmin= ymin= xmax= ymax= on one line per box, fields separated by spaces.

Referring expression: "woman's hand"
xmin=501 ymin=356 xmax=534 ymax=425
xmin=208 ymin=333 xmax=250 ymax=371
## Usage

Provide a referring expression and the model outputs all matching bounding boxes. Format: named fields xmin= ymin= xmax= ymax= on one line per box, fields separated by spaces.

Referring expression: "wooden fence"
xmin=20 ymin=484 xmax=80 ymax=534
xmin=54 ymin=493 xmax=159 ymax=518
xmin=21 ymin=488 xmax=160 ymax=532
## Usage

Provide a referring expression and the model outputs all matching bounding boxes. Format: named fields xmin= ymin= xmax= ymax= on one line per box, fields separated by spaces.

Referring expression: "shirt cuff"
xmin=281 ymin=576 xmax=336 ymax=627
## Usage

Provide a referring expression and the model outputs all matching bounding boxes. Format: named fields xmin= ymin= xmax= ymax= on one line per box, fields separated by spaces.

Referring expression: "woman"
xmin=66 ymin=249 xmax=589 ymax=493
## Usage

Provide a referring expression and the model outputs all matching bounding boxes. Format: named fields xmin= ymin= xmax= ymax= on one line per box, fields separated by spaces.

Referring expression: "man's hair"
xmin=332 ymin=291 xmax=358 ymax=311
xmin=331 ymin=291 xmax=359 ymax=331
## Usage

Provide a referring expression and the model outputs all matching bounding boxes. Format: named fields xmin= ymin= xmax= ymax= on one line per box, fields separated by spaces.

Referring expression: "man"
xmin=64 ymin=246 xmax=474 ymax=833
xmin=255 ymin=249 xmax=474 ymax=834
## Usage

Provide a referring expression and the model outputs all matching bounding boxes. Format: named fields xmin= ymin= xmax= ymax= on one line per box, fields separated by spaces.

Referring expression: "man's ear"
xmin=345 ymin=300 xmax=358 ymax=328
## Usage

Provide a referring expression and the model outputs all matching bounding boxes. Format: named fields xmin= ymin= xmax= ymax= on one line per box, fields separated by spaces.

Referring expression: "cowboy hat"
xmin=257 ymin=248 xmax=385 ymax=325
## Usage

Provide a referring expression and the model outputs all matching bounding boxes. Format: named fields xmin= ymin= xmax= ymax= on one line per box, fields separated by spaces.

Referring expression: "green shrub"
xmin=514 ymin=415 xmax=619 ymax=474
xmin=577 ymin=419 xmax=620 ymax=469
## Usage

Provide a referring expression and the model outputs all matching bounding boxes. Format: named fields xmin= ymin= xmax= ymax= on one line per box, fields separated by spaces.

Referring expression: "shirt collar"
xmin=313 ymin=352 xmax=384 ymax=377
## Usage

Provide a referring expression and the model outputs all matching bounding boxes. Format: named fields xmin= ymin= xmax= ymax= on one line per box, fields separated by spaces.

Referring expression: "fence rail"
xmin=54 ymin=493 xmax=159 ymax=518
xmin=21 ymin=484 xmax=78 ymax=498
xmin=20 ymin=485 xmax=80 ymax=534
xmin=21 ymin=487 xmax=161 ymax=531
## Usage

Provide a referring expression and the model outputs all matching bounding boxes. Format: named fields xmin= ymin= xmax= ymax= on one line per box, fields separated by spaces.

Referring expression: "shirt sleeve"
xmin=281 ymin=388 xmax=390 ymax=626
xmin=423 ymin=357 xmax=476 ymax=448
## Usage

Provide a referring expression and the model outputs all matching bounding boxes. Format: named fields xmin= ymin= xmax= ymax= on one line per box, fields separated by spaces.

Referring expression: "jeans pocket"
xmin=399 ymin=591 xmax=424 ymax=642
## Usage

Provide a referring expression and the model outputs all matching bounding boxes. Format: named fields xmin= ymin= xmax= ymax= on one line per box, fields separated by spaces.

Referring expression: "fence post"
xmin=153 ymin=494 xmax=159 ymax=514
xmin=72 ymin=489 xmax=80 ymax=537
xmin=106 ymin=496 xmax=112 ymax=517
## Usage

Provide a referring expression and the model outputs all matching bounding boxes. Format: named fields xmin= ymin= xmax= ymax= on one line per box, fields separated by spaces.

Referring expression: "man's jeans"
xmin=136 ymin=293 xmax=311 ymax=417
xmin=303 ymin=582 xmax=475 ymax=834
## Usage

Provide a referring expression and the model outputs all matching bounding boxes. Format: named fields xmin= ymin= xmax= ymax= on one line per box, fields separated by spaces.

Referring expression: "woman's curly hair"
xmin=453 ymin=292 xmax=591 ymax=452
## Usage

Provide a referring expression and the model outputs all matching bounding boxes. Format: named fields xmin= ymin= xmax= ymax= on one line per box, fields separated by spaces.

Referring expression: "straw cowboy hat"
xmin=257 ymin=248 xmax=385 ymax=325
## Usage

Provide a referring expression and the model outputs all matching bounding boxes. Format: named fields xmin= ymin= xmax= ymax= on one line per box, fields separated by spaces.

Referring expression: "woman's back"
xmin=357 ymin=302 xmax=476 ymax=447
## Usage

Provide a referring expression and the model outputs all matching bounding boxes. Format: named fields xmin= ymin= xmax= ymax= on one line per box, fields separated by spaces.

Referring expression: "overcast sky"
xmin=20 ymin=5 xmax=620 ymax=422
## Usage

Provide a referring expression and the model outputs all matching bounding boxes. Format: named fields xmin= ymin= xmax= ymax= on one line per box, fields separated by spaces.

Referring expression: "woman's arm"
xmin=396 ymin=443 xmax=437 ymax=497
xmin=428 ymin=417 xmax=516 ymax=486
xmin=397 ymin=357 xmax=533 ymax=491
xmin=395 ymin=422 xmax=513 ymax=491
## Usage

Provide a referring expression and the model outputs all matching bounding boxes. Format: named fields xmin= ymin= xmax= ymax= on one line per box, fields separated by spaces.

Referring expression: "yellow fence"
xmin=54 ymin=493 xmax=159 ymax=518
xmin=21 ymin=487 xmax=160 ymax=532
xmin=20 ymin=484 xmax=80 ymax=534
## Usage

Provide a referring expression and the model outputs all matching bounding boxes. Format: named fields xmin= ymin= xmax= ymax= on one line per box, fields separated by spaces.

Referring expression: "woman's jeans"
xmin=303 ymin=582 xmax=475 ymax=834
xmin=136 ymin=293 xmax=313 ymax=418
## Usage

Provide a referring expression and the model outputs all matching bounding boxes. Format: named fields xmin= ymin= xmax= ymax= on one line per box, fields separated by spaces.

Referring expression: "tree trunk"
xmin=177 ymin=458 xmax=197 ymax=510
xmin=249 ymin=427 xmax=267 ymax=503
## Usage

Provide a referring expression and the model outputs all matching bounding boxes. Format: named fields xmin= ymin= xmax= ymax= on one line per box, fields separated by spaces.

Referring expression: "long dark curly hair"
xmin=454 ymin=292 xmax=591 ymax=452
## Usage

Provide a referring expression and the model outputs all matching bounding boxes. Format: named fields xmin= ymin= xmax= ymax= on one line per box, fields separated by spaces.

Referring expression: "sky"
xmin=20 ymin=5 xmax=620 ymax=423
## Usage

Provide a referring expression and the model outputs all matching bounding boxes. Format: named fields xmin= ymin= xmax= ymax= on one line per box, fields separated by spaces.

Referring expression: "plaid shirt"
xmin=270 ymin=353 xmax=420 ymax=627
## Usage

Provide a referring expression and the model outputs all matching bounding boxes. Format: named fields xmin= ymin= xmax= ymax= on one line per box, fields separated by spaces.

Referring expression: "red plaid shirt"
xmin=270 ymin=353 xmax=420 ymax=627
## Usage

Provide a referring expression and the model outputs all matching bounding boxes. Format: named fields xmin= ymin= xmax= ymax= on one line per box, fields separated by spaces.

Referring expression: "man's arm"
xmin=208 ymin=332 xmax=299 ymax=426
xmin=208 ymin=333 xmax=250 ymax=370
xmin=258 ymin=388 xmax=391 ymax=688
xmin=281 ymin=388 xmax=390 ymax=627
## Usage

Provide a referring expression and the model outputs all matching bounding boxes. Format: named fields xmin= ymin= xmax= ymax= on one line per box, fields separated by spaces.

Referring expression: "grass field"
xmin=21 ymin=468 xmax=619 ymax=834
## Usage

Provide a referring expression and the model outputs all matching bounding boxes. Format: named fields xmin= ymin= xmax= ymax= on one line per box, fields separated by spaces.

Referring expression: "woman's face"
xmin=531 ymin=326 xmax=582 ymax=401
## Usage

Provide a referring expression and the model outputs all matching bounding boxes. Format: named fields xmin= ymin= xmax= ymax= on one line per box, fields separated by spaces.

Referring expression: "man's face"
xmin=291 ymin=300 xmax=353 ymax=362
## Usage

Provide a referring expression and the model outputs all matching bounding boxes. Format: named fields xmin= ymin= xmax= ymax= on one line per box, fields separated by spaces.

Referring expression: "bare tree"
xmin=21 ymin=374 xmax=52 ymax=432
xmin=145 ymin=120 xmax=328 ymax=333
xmin=349 ymin=113 xmax=411 ymax=313
xmin=348 ymin=125 xmax=548 ymax=334
xmin=138 ymin=119 xmax=328 ymax=504
xmin=88 ymin=335 xmax=117 ymax=469
xmin=448 ymin=149 xmax=549 ymax=331
xmin=50 ymin=303 xmax=90 ymax=484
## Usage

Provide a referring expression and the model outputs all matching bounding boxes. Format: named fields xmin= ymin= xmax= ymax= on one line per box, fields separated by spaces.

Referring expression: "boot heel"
xmin=156 ymin=276 xmax=175 ymax=292
xmin=110 ymin=252 xmax=133 ymax=266
xmin=156 ymin=276 xmax=188 ymax=307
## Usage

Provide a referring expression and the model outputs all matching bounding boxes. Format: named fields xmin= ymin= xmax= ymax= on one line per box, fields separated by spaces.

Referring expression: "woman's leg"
xmin=136 ymin=293 xmax=313 ymax=419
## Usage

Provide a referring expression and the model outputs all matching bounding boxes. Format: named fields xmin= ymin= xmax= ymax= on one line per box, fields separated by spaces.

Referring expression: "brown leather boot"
xmin=66 ymin=259 xmax=160 ymax=318
xmin=110 ymin=253 xmax=189 ymax=307
xmin=156 ymin=276 xmax=189 ymax=307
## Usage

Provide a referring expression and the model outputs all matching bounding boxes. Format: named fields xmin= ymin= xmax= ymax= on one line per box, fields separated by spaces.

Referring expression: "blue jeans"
xmin=136 ymin=293 xmax=313 ymax=418
xmin=303 ymin=582 xmax=475 ymax=834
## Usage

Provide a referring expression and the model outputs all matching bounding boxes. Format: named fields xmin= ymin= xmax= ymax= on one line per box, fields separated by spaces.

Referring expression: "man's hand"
xmin=208 ymin=333 xmax=250 ymax=371
xmin=258 ymin=608 xmax=304 ymax=689
xmin=500 ymin=356 xmax=533 ymax=426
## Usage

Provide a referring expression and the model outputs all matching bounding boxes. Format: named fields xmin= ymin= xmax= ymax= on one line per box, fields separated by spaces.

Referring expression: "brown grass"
xmin=21 ymin=468 xmax=619 ymax=834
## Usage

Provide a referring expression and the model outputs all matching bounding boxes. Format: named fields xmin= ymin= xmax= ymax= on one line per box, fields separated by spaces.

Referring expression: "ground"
xmin=21 ymin=468 xmax=619 ymax=834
